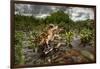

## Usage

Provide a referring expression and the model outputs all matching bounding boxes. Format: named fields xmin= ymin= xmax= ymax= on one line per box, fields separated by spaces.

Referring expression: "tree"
xmin=45 ymin=10 xmax=72 ymax=24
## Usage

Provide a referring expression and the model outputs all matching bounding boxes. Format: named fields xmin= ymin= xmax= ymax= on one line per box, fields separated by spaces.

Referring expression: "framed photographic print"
xmin=11 ymin=0 xmax=96 ymax=68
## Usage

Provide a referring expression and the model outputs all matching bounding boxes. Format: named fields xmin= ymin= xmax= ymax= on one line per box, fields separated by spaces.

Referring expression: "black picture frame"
xmin=11 ymin=0 xmax=96 ymax=68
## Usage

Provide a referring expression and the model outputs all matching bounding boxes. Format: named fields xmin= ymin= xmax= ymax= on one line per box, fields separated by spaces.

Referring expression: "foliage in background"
xmin=80 ymin=28 xmax=93 ymax=45
xmin=15 ymin=31 xmax=25 ymax=64
xmin=65 ymin=31 xmax=74 ymax=47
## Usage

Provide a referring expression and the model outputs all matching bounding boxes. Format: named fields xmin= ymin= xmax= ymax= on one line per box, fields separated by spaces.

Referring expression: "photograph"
xmin=11 ymin=1 xmax=96 ymax=68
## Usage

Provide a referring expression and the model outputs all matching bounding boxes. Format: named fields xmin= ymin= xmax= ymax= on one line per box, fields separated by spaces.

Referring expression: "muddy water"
xmin=22 ymin=33 xmax=95 ymax=65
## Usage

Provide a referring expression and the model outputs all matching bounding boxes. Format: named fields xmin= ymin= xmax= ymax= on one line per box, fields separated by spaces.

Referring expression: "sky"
xmin=15 ymin=4 xmax=94 ymax=21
